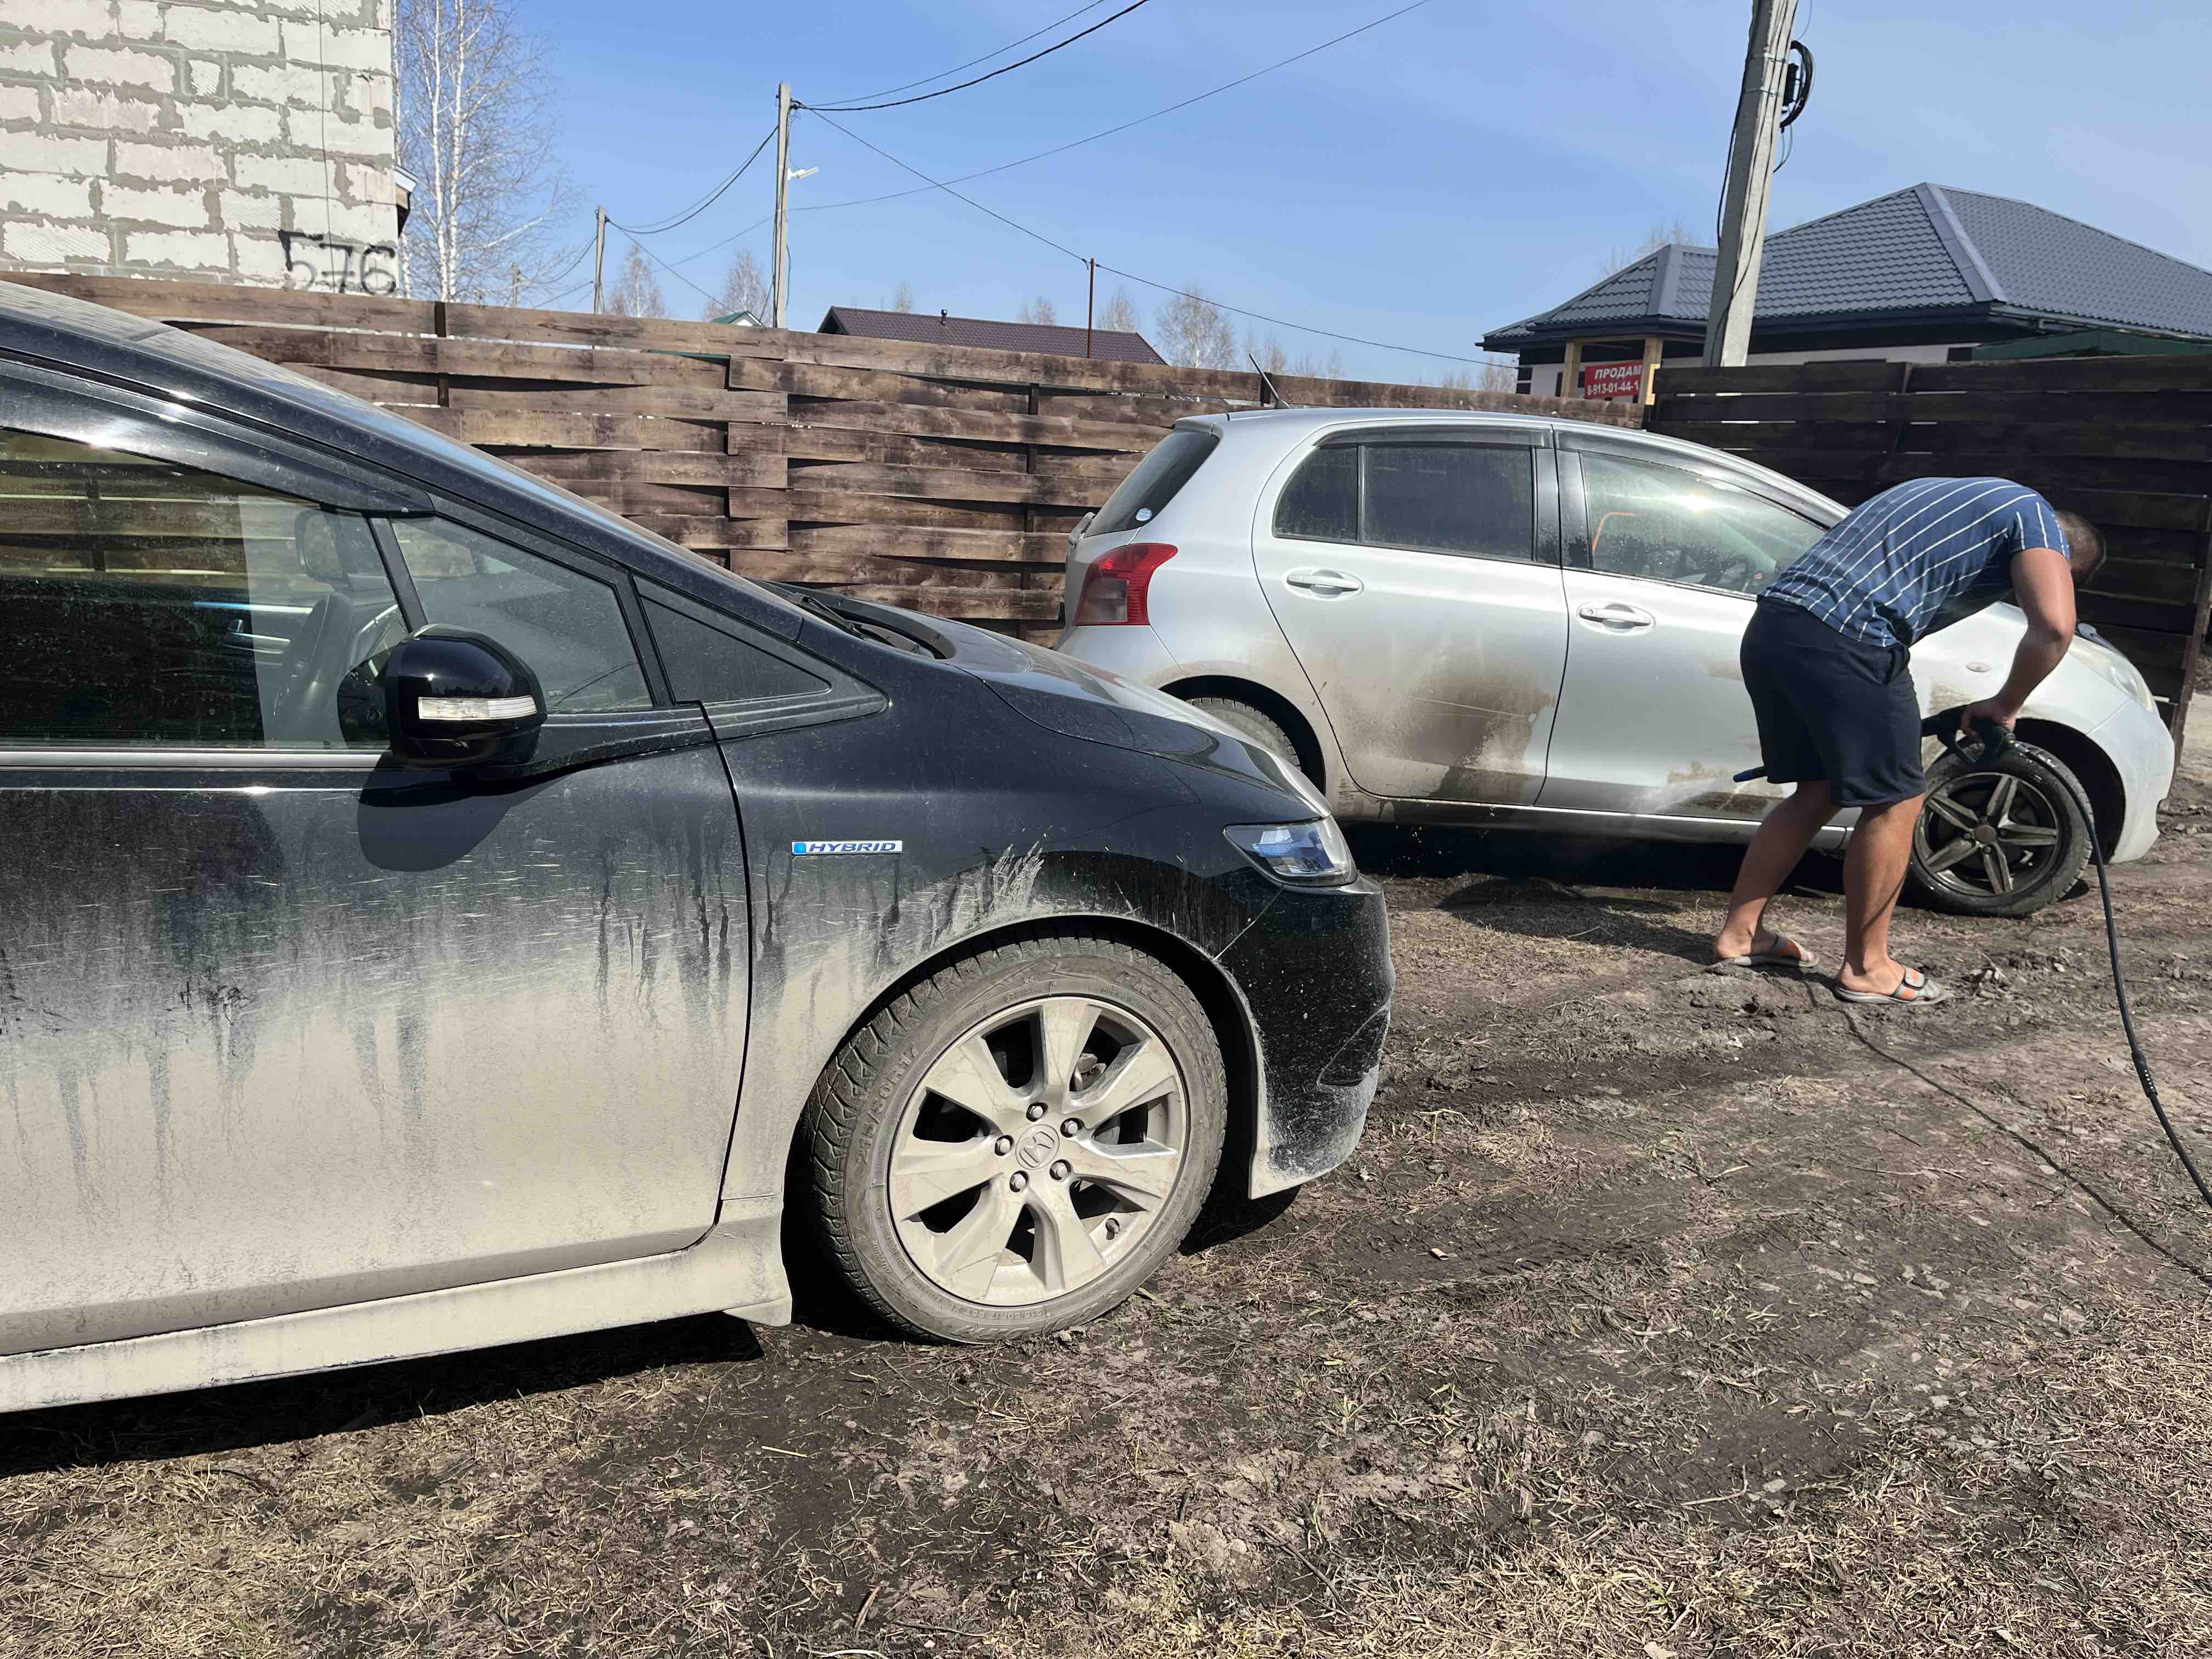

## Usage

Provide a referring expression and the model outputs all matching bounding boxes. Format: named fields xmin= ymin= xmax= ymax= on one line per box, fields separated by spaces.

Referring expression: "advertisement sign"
xmin=1581 ymin=361 xmax=1647 ymax=400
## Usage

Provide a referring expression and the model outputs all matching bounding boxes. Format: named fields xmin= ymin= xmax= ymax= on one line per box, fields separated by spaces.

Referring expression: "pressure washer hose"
xmin=1740 ymin=709 xmax=2212 ymax=1210
xmin=1934 ymin=712 xmax=2212 ymax=1212
xmin=2066 ymin=753 xmax=2212 ymax=1209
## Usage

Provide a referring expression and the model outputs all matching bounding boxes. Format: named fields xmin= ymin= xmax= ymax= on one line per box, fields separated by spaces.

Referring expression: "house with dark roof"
xmin=819 ymin=305 xmax=1166 ymax=365
xmin=1483 ymin=184 xmax=2212 ymax=401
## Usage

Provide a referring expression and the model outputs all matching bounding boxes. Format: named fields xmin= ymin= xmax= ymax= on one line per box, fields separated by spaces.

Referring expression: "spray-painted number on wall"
xmin=279 ymin=230 xmax=399 ymax=295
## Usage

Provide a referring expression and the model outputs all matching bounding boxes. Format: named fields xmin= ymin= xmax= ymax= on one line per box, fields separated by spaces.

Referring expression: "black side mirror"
xmin=382 ymin=628 xmax=545 ymax=770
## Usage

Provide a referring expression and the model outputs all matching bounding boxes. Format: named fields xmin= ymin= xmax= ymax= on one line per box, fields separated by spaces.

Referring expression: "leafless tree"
xmin=603 ymin=244 xmax=665 ymax=318
xmin=1017 ymin=294 xmax=1059 ymax=326
xmin=704 ymin=247 xmax=768 ymax=320
xmin=1287 ymin=348 xmax=1345 ymax=380
xmin=1154 ymin=284 xmax=1239 ymax=369
xmin=887 ymin=281 xmax=916 ymax=312
xmin=1423 ymin=359 xmax=1517 ymax=396
xmin=396 ymin=0 xmax=577 ymax=302
xmin=1094 ymin=286 xmax=1141 ymax=335
xmin=1597 ymin=217 xmax=1697 ymax=278
xmin=1244 ymin=330 xmax=1289 ymax=373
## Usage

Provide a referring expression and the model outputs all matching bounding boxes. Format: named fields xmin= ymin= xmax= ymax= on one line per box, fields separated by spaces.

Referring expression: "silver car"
xmin=1058 ymin=410 xmax=2175 ymax=917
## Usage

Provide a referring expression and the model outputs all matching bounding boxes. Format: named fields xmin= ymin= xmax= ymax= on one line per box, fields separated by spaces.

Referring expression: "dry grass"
xmin=9 ymin=801 xmax=2212 ymax=1657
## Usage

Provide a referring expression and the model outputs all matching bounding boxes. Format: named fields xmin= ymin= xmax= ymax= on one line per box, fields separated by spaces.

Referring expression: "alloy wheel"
xmin=1914 ymin=769 xmax=2064 ymax=900
xmin=888 ymin=996 xmax=1189 ymax=1307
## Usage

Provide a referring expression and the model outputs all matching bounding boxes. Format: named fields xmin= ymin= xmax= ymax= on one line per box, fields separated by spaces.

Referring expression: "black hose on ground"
xmin=1933 ymin=710 xmax=2212 ymax=1211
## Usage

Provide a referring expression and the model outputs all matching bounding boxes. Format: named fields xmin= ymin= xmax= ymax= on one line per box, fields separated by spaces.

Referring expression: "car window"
xmin=1090 ymin=428 xmax=1220 ymax=536
xmin=1363 ymin=444 xmax=1533 ymax=560
xmin=391 ymin=518 xmax=650 ymax=712
xmin=1273 ymin=445 xmax=1359 ymax=541
xmin=1581 ymin=453 xmax=1826 ymax=596
xmin=0 ymin=427 xmax=402 ymax=749
xmin=642 ymin=585 xmax=828 ymax=703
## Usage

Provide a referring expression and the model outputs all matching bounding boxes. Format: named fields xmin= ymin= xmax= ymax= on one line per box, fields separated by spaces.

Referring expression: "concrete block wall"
xmin=0 ymin=0 xmax=398 ymax=291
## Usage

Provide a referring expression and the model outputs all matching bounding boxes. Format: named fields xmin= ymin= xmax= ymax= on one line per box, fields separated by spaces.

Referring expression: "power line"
xmin=622 ymin=235 xmax=724 ymax=307
xmin=808 ymin=108 xmax=1511 ymax=371
xmin=817 ymin=0 xmax=1116 ymax=107
xmin=611 ymin=126 xmax=777 ymax=237
xmin=804 ymin=108 xmax=1086 ymax=264
xmin=792 ymin=0 xmax=1437 ymax=221
xmin=1096 ymin=264 xmax=1513 ymax=370
xmin=803 ymin=0 xmax=1153 ymax=112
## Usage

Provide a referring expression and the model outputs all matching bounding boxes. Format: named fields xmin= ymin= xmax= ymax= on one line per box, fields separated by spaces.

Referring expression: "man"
xmin=1711 ymin=476 xmax=2103 ymax=1005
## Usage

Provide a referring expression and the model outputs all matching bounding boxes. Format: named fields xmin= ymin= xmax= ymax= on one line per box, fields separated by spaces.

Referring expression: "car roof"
xmin=1181 ymin=404 xmax=1844 ymax=518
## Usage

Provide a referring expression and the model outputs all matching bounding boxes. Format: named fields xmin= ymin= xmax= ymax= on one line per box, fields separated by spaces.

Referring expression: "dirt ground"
xmin=9 ymin=751 xmax=2212 ymax=1657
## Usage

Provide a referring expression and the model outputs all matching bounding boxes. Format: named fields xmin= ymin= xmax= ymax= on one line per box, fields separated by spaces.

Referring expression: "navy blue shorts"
xmin=1741 ymin=599 xmax=1925 ymax=809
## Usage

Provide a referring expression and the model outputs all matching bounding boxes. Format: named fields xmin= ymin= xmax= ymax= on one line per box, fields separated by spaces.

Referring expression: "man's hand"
xmin=1960 ymin=696 xmax=2018 ymax=732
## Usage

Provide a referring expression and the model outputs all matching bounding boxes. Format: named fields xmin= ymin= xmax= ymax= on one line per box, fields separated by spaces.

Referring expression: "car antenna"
xmin=1248 ymin=353 xmax=1296 ymax=410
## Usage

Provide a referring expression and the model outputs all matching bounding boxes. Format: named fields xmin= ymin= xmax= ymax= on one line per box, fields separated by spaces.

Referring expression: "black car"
xmin=0 ymin=284 xmax=1392 ymax=1412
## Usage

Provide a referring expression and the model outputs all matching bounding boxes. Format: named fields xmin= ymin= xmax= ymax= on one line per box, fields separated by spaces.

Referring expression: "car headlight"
xmin=1224 ymin=819 xmax=1356 ymax=885
xmin=2089 ymin=641 xmax=2158 ymax=714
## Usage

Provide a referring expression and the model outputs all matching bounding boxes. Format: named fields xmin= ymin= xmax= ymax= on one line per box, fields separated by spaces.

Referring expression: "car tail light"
xmin=1072 ymin=542 xmax=1177 ymax=627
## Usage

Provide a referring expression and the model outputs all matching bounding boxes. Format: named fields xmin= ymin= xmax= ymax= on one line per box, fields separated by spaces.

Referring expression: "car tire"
xmin=802 ymin=932 xmax=1227 ymax=1342
xmin=1187 ymin=696 xmax=1306 ymax=778
xmin=1907 ymin=738 xmax=2093 ymax=918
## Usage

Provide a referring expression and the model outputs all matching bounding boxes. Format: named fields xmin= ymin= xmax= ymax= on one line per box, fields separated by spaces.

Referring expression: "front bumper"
xmin=2088 ymin=701 xmax=2176 ymax=864
xmin=1218 ymin=873 xmax=1393 ymax=1197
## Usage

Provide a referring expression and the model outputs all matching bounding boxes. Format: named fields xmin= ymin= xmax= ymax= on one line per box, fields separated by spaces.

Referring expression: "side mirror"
xmin=382 ymin=628 xmax=545 ymax=770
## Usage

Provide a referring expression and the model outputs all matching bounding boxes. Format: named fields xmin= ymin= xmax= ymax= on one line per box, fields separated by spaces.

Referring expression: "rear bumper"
xmin=1053 ymin=622 xmax=1179 ymax=685
xmin=1219 ymin=874 xmax=1393 ymax=1197
xmin=2089 ymin=702 xmax=2175 ymax=864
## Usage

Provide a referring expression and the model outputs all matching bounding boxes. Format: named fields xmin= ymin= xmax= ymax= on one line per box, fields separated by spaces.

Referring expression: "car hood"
xmin=817 ymin=596 xmax=1324 ymax=813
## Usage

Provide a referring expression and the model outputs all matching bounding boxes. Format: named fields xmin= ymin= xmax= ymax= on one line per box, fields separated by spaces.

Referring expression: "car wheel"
xmin=802 ymin=933 xmax=1227 ymax=1342
xmin=1907 ymin=739 xmax=2092 ymax=918
xmin=1187 ymin=697 xmax=1307 ymax=778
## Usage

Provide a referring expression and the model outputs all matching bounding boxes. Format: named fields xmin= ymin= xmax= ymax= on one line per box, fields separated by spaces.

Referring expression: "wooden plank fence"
xmin=1649 ymin=357 xmax=2212 ymax=732
xmin=6 ymin=274 xmax=1640 ymax=635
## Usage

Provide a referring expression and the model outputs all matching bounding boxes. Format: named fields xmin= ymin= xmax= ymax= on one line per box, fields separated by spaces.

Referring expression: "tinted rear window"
xmin=1364 ymin=444 xmax=1533 ymax=560
xmin=1091 ymin=428 xmax=1220 ymax=536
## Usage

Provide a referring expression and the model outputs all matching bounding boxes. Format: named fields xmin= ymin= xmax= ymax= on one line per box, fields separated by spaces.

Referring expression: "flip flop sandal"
xmin=1834 ymin=967 xmax=1953 ymax=1006
xmin=1711 ymin=933 xmax=1819 ymax=972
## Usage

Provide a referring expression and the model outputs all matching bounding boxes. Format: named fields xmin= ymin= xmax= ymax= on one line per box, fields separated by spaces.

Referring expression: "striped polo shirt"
xmin=1762 ymin=476 xmax=2070 ymax=648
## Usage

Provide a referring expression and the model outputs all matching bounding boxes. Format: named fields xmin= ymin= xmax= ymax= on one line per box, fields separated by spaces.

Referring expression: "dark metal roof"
xmin=819 ymin=305 xmax=1166 ymax=364
xmin=1483 ymin=183 xmax=2212 ymax=348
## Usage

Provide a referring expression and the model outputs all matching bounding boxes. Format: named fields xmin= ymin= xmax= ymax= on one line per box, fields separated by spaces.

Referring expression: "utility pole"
xmin=1702 ymin=0 xmax=1799 ymax=367
xmin=771 ymin=82 xmax=793 ymax=329
xmin=1085 ymin=258 xmax=1096 ymax=358
xmin=591 ymin=205 xmax=607 ymax=313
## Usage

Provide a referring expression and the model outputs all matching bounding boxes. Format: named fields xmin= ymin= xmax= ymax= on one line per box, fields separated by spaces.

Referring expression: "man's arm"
xmin=1963 ymin=544 xmax=2075 ymax=730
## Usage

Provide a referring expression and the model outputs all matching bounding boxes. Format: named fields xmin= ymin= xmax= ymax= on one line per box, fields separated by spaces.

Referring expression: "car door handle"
xmin=1286 ymin=568 xmax=1364 ymax=596
xmin=1576 ymin=600 xmax=1655 ymax=630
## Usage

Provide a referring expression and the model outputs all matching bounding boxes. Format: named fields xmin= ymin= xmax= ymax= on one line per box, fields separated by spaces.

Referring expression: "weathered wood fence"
xmin=7 ymin=274 xmax=1639 ymax=636
xmin=1648 ymin=357 xmax=2212 ymax=730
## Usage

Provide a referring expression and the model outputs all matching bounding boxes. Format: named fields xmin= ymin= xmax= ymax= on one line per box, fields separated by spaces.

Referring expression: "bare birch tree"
xmin=1017 ymin=294 xmax=1059 ymax=325
xmin=395 ymin=0 xmax=577 ymax=302
xmin=1094 ymin=286 xmax=1141 ymax=335
xmin=1153 ymin=285 xmax=1238 ymax=369
xmin=603 ymin=244 xmax=665 ymax=318
xmin=704 ymin=248 xmax=768 ymax=320
xmin=1244 ymin=330 xmax=1289 ymax=373
xmin=1597 ymin=217 xmax=1696 ymax=278
xmin=887 ymin=281 xmax=916 ymax=312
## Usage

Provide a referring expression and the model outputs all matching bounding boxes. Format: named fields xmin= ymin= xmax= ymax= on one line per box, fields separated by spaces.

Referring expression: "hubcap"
xmin=1915 ymin=769 xmax=2063 ymax=899
xmin=887 ymin=996 xmax=1189 ymax=1307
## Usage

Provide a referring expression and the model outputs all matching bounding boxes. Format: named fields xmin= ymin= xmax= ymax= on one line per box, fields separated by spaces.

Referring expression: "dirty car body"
xmin=1058 ymin=410 xmax=2173 ymax=902
xmin=0 ymin=286 xmax=1390 ymax=1412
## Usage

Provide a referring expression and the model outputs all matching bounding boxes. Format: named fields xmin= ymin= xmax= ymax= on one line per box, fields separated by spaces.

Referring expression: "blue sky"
xmin=530 ymin=0 xmax=2208 ymax=383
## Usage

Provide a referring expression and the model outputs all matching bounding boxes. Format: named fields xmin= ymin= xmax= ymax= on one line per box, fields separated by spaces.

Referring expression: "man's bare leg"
xmin=1713 ymin=781 xmax=1834 ymax=962
xmin=1835 ymin=793 xmax=1926 ymax=996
